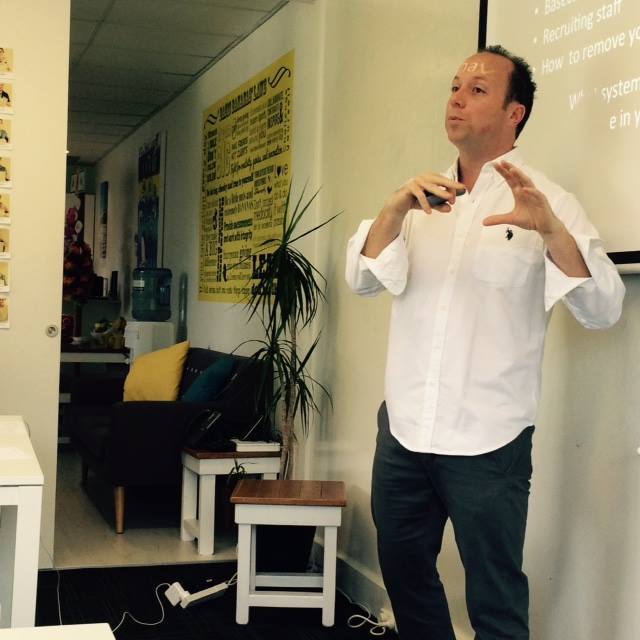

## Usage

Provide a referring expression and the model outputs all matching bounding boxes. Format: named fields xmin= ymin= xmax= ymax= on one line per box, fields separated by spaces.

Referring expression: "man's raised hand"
xmin=385 ymin=172 xmax=466 ymax=217
xmin=483 ymin=161 xmax=562 ymax=237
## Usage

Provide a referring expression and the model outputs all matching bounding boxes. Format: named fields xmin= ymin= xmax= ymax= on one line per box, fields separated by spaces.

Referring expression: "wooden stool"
xmin=231 ymin=479 xmax=347 ymax=627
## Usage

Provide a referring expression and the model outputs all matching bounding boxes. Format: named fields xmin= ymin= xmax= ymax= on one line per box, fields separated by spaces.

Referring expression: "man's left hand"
xmin=483 ymin=161 xmax=562 ymax=238
xmin=483 ymin=161 xmax=591 ymax=277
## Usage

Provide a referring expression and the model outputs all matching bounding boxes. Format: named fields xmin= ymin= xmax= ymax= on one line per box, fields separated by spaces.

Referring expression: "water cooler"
xmin=124 ymin=321 xmax=175 ymax=363
xmin=125 ymin=267 xmax=175 ymax=362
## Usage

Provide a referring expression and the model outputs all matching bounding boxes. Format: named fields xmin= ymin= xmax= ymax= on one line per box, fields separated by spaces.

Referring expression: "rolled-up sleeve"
xmin=345 ymin=219 xmax=409 ymax=296
xmin=543 ymin=195 xmax=625 ymax=328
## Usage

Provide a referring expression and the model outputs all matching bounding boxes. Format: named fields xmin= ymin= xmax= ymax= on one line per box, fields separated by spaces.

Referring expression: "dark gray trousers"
xmin=372 ymin=402 xmax=533 ymax=640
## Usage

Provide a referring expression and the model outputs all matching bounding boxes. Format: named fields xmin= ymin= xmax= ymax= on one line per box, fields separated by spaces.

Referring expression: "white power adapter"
xmin=378 ymin=607 xmax=397 ymax=631
xmin=164 ymin=582 xmax=189 ymax=607
xmin=164 ymin=580 xmax=228 ymax=609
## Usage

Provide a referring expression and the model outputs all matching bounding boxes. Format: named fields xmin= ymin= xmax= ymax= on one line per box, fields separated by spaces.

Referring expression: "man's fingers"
xmin=493 ymin=162 xmax=520 ymax=188
xmin=404 ymin=172 xmax=466 ymax=213
xmin=407 ymin=183 xmax=432 ymax=213
xmin=483 ymin=213 xmax=513 ymax=227
xmin=494 ymin=161 xmax=535 ymax=190
xmin=503 ymin=162 xmax=536 ymax=189
xmin=414 ymin=173 xmax=465 ymax=194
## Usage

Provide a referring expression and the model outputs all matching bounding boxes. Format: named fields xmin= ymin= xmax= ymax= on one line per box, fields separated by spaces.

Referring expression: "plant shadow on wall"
xmin=235 ymin=184 xmax=340 ymax=479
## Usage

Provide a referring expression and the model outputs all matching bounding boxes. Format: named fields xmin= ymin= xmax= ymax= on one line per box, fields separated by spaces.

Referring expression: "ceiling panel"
xmin=71 ymin=65 xmax=192 ymax=92
xmin=70 ymin=82 xmax=172 ymax=105
xmin=80 ymin=46 xmax=212 ymax=75
xmin=68 ymin=132 xmax=124 ymax=145
xmin=92 ymin=23 xmax=236 ymax=57
xmin=107 ymin=0 xmax=266 ymax=35
xmin=70 ymin=43 xmax=86 ymax=64
xmin=69 ymin=96 xmax=156 ymax=116
xmin=70 ymin=19 xmax=98 ymax=44
xmin=175 ymin=0 xmax=286 ymax=10
xmin=69 ymin=111 xmax=145 ymax=127
xmin=68 ymin=122 xmax=135 ymax=137
xmin=71 ymin=0 xmax=112 ymax=21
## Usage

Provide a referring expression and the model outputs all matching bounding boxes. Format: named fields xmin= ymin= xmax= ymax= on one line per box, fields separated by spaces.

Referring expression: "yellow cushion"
xmin=123 ymin=341 xmax=190 ymax=401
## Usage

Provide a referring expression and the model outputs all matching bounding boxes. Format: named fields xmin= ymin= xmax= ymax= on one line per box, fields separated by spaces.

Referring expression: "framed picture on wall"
xmin=0 ymin=156 xmax=11 ymax=186
xmin=0 ymin=295 xmax=9 ymax=328
xmin=0 ymin=261 xmax=8 ymax=292
xmin=0 ymin=191 xmax=9 ymax=224
xmin=0 ymin=227 xmax=10 ymax=258
xmin=0 ymin=117 xmax=11 ymax=150
xmin=0 ymin=47 xmax=14 ymax=78
xmin=136 ymin=131 xmax=166 ymax=268
xmin=0 ymin=82 xmax=13 ymax=114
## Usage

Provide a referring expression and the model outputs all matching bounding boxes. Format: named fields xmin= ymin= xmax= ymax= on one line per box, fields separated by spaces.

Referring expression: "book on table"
xmin=231 ymin=439 xmax=281 ymax=452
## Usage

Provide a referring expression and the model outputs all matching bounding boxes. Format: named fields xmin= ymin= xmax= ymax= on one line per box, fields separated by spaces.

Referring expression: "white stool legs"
xmin=321 ymin=526 xmax=338 ymax=626
xmin=235 ymin=523 xmax=252 ymax=624
xmin=234 ymin=521 xmax=340 ymax=627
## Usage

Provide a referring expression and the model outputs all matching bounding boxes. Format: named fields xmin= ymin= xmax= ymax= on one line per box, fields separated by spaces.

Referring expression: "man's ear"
xmin=508 ymin=102 xmax=526 ymax=131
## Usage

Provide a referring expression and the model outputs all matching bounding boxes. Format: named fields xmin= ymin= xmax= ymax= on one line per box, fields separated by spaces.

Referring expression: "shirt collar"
xmin=447 ymin=146 xmax=523 ymax=182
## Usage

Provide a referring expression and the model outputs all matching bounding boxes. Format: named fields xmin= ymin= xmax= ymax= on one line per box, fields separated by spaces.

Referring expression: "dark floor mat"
xmin=36 ymin=561 xmax=395 ymax=639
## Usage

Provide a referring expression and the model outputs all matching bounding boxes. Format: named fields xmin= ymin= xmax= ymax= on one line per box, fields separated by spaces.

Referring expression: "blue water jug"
xmin=131 ymin=267 xmax=172 ymax=321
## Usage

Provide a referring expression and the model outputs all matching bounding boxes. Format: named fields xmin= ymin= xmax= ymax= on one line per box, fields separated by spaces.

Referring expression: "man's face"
xmin=445 ymin=53 xmax=521 ymax=152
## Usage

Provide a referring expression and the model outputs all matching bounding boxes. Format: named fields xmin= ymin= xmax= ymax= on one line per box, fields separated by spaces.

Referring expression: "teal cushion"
xmin=182 ymin=356 xmax=235 ymax=402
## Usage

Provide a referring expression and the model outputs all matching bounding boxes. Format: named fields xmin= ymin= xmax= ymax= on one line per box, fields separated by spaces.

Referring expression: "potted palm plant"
xmin=237 ymin=183 xmax=338 ymax=572
xmin=242 ymin=183 xmax=339 ymax=479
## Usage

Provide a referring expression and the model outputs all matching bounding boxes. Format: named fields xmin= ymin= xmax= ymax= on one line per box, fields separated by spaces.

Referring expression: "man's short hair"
xmin=479 ymin=44 xmax=536 ymax=138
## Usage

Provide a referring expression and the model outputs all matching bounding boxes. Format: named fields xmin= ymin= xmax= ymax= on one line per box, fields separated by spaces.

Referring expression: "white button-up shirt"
xmin=345 ymin=149 xmax=625 ymax=455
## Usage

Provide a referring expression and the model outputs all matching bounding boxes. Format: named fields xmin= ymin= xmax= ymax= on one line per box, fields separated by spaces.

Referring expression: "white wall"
xmin=95 ymin=0 xmax=639 ymax=637
xmin=0 ymin=1 xmax=70 ymax=567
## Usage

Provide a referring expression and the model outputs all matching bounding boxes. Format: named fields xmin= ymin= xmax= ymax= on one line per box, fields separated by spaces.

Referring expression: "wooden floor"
xmin=54 ymin=448 xmax=237 ymax=569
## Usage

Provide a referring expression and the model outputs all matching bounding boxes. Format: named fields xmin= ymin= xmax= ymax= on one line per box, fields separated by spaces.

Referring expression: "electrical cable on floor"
xmin=56 ymin=569 xmax=62 ymax=625
xmin=111 ymin=582 xmax=171 ymax=633
xmin=337 ymin=587 xmax=392 ymax=636
xmin=53 ymin=565 xmax=239 ymax=633
xmin=53 ymin=567 xmax=387 ymax=634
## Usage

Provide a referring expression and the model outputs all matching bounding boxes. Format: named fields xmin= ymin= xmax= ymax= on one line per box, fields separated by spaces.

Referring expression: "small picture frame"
xmin=0 ymin=191 xmax=10 ymax=224
xmin=0 ymin=156 xmax=11 ymax=187
xmin=0 ymin=47 xmax=14 ymax=79
xmin=0 ymin=261 xmax=8 ymax=292
xmin=0 ymin=227 xmax=10 ymax=258
xmin=0 ymin=82 xmax=13 ymax=114
xmin=0 ymin=117 xmax=11 ymax=150
xmin=0 ymin=295 xmax=9 ymax=328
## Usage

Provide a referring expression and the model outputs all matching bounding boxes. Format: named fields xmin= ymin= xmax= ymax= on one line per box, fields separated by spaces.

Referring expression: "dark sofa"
xmin=69 ymin=347 xmax=270 ymax=533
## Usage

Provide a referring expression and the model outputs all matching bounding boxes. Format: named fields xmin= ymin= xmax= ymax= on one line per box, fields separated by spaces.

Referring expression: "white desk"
xmin=0 ymin=416 xmax=44 ymax=629
xmin=180 ymin=449 xmax=279 ymax=555
xmin=0 ymin=623 xmax=114 ymax=638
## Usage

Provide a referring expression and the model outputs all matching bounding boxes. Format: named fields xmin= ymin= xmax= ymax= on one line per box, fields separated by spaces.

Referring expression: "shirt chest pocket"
xmin=472 ymin=229 xmax=544 ymax=288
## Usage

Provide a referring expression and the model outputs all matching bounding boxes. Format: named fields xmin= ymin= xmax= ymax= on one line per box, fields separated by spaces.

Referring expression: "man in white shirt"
xmin=345 ymin=46 xmax=624 ymax=640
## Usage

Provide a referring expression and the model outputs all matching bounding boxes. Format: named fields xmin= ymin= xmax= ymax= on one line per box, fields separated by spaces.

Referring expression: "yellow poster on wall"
xmin=198 ymin=50 xmax=294 ymax=302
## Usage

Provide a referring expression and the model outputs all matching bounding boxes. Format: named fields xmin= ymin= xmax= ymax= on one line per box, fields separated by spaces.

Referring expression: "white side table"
xmin=0 ymin=623 xmax=115 ymax=638
xmin=180 ymin=448 xmax=279 ymax=555
xmin=0 ymin=416 xmax=44 ymax=629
